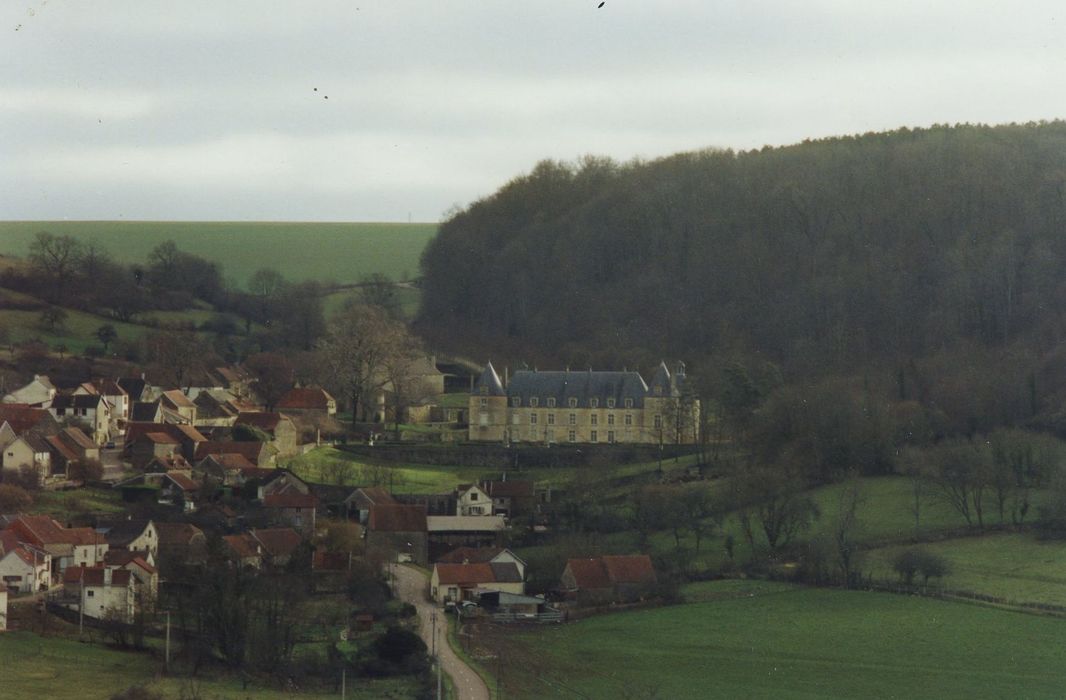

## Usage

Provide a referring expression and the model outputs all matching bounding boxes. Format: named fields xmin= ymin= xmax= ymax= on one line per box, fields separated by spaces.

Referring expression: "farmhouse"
xmin=62 ymin=566 xmax=135 ymax=621
xmin=365 ymin=504 xmax=429 ymax=566
xmin=276 ymin=387 xmax=337 ymax=419
xmin=429 ymin=561 xmax=524 ymax=605
xmin=468 ymin=361 xmax=700 ymax=445
xmin=560 ymin=554 xmax=658 ymax=604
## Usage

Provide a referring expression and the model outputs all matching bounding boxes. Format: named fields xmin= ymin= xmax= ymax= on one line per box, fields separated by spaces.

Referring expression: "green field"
xmin=491 ymin=581 xmax=1066 ymax=699
xmin=0 ymin=221 xmax=437 ymax=287
xmin=0 ymin=631 xmax=418 ymax=699
xmin=864 ymin=533 xmax=1066 ymax=606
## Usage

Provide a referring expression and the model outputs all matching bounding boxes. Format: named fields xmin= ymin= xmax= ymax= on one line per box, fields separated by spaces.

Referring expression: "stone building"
xmin=468 ymin=361 xmax=699 ymax=445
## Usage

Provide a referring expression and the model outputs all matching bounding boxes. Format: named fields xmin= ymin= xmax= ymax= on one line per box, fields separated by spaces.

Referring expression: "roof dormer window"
xmin=607 ymin=398 xmax=616 ymax=409
xmin=546 ymin=398 xmax=556 ymax=408
xmin=624 ymin=398 xmax=633 ymax=408
xmin=530 ymin=397 xmax=539 ymax=408
xmin=589 ymin=398 xmax=599 ymax=409
xmin=511 ymin=397 xmax=521 ymax=407
xmin=568 ymin=397 xmax=577 ymax=408
xmin=480 ymin=386 xmax=488 ymax=395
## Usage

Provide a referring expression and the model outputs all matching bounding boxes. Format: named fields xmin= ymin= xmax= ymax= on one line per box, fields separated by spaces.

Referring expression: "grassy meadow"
xmin=0 ymin=221 xmax=437 ymax=287
xmin=489 ymin=581 xmax=1066 ymax=699
xmin=0 ymin=631 xmax=419 ymax=700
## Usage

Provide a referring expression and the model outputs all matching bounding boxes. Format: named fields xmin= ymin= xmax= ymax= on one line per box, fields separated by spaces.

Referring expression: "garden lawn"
xmin=864 ymin=533 xmax=1066 ymax=606
xmin=498 ymin=582 xmax=1066 ymax=699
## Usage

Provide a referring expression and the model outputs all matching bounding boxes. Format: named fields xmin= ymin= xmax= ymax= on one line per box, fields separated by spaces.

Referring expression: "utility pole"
xmin=78 ymin=570 xmax=84 ymax=638
xmin=165 ymin=610 xmax=171 ymax=673
xmin=341 ymin=668 xmax=346 ymax=699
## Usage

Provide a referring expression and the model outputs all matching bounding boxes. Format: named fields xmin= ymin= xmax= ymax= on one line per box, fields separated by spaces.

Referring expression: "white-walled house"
xmin=1 ymin=434 xmax=52 ymax=481
xmin=62 ymin=566 xmax=135 ymax=622
xmin=0 ymin=539 xmax=51 ymax=594
xmin=429 ymin=561 xmax=524 ymax=605
xmin=2 ymin=375 xmax=57 ymax=406
xmin=456 ymin=484 xmax=493 ymax=516
xmin=48 ymin=394 xmax=112 ymax=445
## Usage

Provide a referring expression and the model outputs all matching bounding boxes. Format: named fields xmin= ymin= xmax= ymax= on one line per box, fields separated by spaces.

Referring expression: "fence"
xmin=490 ymin=610 xmax=564 ymax=624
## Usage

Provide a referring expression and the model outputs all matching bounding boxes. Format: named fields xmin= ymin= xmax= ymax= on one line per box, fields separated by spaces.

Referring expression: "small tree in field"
xmin=39 ymin=306 xmax=68 ymax=331
xmin=96 ymin=324 xmax=118 ymax=352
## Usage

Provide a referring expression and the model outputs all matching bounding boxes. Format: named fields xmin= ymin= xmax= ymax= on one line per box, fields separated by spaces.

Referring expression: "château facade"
xmin=468 ymin=362 xmax=699 ymax=445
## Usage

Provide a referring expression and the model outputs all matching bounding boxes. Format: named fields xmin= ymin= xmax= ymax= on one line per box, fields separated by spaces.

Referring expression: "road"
xmin=392 ymin=564 xmax=491 ymax=700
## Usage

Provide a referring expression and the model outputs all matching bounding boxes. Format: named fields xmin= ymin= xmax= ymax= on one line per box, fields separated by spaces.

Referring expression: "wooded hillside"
xmin=418 ymin=122 xmax=1066 ymax=438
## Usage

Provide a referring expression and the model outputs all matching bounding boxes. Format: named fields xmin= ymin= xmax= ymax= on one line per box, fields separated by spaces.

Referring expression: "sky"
xmin=2 ymin=1 xmax=1065 ymax=222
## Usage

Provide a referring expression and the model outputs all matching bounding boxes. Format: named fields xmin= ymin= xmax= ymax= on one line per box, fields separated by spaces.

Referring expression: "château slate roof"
xmin=506 ymin=369 xmax=650 ymax=408
xmin=474 ymin=362 xmax=506 ymax=396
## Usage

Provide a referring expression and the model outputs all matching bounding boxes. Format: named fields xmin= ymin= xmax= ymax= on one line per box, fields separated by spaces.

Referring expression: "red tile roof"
xmin=277 ymin=387 xmax=334 ymax=410
xmin=251 ymin=528 xmax=303 ymax=557
xmin=313 ymin=551 xmax=349 ymax=571
xmin=46 ymin=434 xmax=81 ymax=463
xmin=235 ymin=412 xmax=288 ymax=432
xmin=368 ymin=504 xmax=427 ymax=532
xmin=565 ymin=555 xmax=657 ymax=589
xmin=195 ymin=441 xmax=267 ymax=464
xmin=350 ymin=487 xmax=397 ymax=505
xmin=58 ymin=426 xmax=96 ymax=450
xmin=0 ymin=404 xmax=55 ymax=434
xmin=8 ymin=516 xmax=104 ymax=546
xmin=480 ymin=480 xmax=535 ymax=498
xmin=223 ymin=533 xmax=260 ymax=560
xmin=198 ymin=453 xmax=257 ymax=472
xmin=62 ymin=566 xmax=132 ymax=586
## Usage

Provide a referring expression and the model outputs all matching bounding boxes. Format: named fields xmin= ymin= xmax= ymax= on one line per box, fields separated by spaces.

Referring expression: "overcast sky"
xmin=2 ymin=1 xmax=1064 ymax=222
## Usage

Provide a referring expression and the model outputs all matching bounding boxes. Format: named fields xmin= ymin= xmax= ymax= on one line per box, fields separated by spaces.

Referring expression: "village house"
xmin=48 ymin=393 xmax=112 ymax=445
xmin=62 ymin=566 xmax=135 ymax=622
xmin=2 ymin=433 xmax=52 ymax=480
xmin=129 ymin=401 xmax=162 ymax=423
xmin=478 ymin=479 xmax=536 ymax=520
xmin=365 ymin=504 xmax=429 ymax=566
xmin=193 ymin=452 xmax=258 ymax=486
xmin=429 ymin=561 xmax=524 ymax=605
xmin=345 ymin=486 xmax=397 ymax=524
xmin=100 ymin=519 xmax=159 ymax=559
xmin=234 ymin=411 xmax=299 ymax=457
xmin=0 ymin=403 xmax=61 ymax=437
xmin=6 ymin=515 xmax=108 ymax=581
xmin=154 ymin=522 xmax=207 ymax=570
xmin=436 ymin=546 xmax=527 ymax=580
xmin=560 ymin=554 xmax=658 ymax=605
xmin=159 ymin=390 xmax=197 ymax=424
xmin=158 ymin=472 xmax=202 ymax=512
xmin=469 ymin=361 xmax=700 ymax=445
xmin=276 ymin=386 xmax=337 ymax=419
xmin=2 ymin=375 xmax=57 ymax=406
xmin=75 ymin=380 xmax=129 ymax=433
xmin=0 ymin=531 xmax=50 ymax=593
xmin=222 ymin=533 xmax=263 ymax=569
xmin=251 ymin=528 xmax=305 ymax=568
xmin=263 ymin=492 xmax=318 ymax=536
xmin=194 ymin=440 xmax=275 ymax=467
xmin=126 ymin=422 xmax=207 ymax=464
xmin=455 ymin=484 xmax=493 ymax=516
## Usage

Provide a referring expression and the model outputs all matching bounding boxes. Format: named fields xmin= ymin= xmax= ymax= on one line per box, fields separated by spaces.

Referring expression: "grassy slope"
xmin=864 ymin=533 xmax=1066 ymax=606
xmin=501 ymin=582 xmax=1066 ymax=699
xmin=0 ymin=221 xmax=436 ymax=287
xmin=0 ymin=631 xmax=418 ymax=699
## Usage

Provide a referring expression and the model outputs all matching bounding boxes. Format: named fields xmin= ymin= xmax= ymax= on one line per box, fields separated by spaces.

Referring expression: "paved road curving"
xmin=393 ymin=564 xmax=491 ymax=700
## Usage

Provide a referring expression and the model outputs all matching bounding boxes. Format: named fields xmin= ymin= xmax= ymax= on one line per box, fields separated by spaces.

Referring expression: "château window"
xmin=654 ymin=386 xmax=662 ymax=396
xmin=654 ymin=414 xmax=662 ymax=429
xmin=547 ymin=413 xmax=555 ymax=425
xmin=569 ymin=413 xmax=576 ymax=426
xmin=480 ymin=386 xmax=488 ymax=395
xmin=568 ymin=397 xmax=578 ymax=408
xmin=607 ymin=414 xmax=615 ymax=426
xmin=590 ymin=430 xmax=598 ymax=442
xmin=568 ymin=430 xmax=576 ymax=442
xmin=624 ymin=414 xmax=632 ymax=426
xmin=546 ymin=398 xmax=556 ymax=408
xmin=530 ymin=413 xmax=538 ymax=425
xmin=608 ymin=430 xmax=615 ymax=443
xmin=511 ymin=397 xmax=521 ymax=407
xmin=589 ymin=398 xmax=599 ymax=408
xmin=591 ymin=414 xmax=598 ymax=426
xmin=480 ymin=398 xmax=487 ymax=408
xmin=624 ymin=398 xmax=633 ymax=409
xmin=607 ymin=398 xmax=616 ymax=408
xmin=530 ymin=397 xmax=539 ymax=408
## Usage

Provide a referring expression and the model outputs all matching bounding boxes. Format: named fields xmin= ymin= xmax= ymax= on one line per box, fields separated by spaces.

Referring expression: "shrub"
xmin=356 ymin=626 xmax=429 ymax=677
xmin=893 ymin=548 xmax=951 ymax=586
xmin=0 ymin=483 xmax=33 ymax=511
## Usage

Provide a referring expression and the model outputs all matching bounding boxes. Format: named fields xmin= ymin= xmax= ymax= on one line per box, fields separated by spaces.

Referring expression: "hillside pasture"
xmin=864 ymin=533 xmax=1066 ymax=607
xmin=491 ymin=581 xmax=1066 ymax=699
xmin=0 ymin=221 xmax=437 ymax=287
